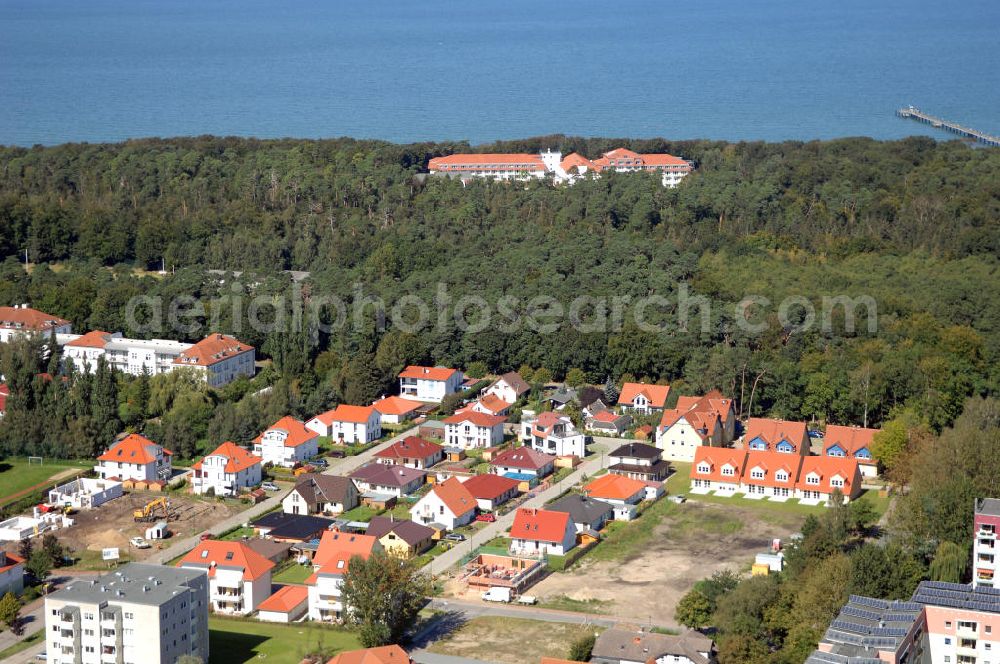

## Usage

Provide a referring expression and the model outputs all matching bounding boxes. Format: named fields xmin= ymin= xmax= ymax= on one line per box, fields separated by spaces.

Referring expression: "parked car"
xmin=807 ymin=429 xmax=825 ymax=439
xmin=311 ymin=457 xmax=329 ymax=468
xmin=200 ymin=532 xmax=214 ymax=541
xmin=129 ymin=537 xmax=150 ymax=549
xmin=36 ymin=652 xmax=47 ymax=661
xmin=475 ymin=513 xmax=496 ymax=523
xmin=517 ymin=595 xmax=537 ymax=605
xmin=481 ymin=587 xmax=511 ymax=603
xmin=261 ymin=481 xmax=280 ymax=491
xmin=444 ymin=533 xmax=466 ymax=542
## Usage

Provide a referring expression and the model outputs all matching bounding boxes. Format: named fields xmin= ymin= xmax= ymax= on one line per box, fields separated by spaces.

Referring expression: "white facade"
xmin=254 ymin=426 xmax=318 ymax=467
xmin=190 ymin=450 xmax=262 ymax=497
xmin=308 ymin=571 xmax=347 ymax=622
xmin=657 ymin=415 xmax=722 ymax=462
xmin=306 ymin=410 xmax=381 ymax=444
xmin=94 ymin=436 xmax=172 ymax=483
xmin=445 ymin=417 xmax=504 ymax=450
xmin=48 ymin=478 xmax=123 ymax=510
xmin=0 ymin=305 xmax=72 ymax=343
xmin=509 ymin=530 xmax=575 ymax=557
xmin=100 ymin=338 xmax=191 ymax=376
xmin=398 ymin=367 xmax=463 ymax=403
xmin=520 ymin=413 xmax=587 ymax=458
xmin=0 ymin=553 xmax=24 ymax=597
xmin=44 ymin=564 xmax=210 ymax=664
xmin=484 ymin=377 xmax=526 ymax=405
xmin=202 ymin=565 xmax=269 ymax=616
xmin=410 ymin=490 xmax=475 ymax=530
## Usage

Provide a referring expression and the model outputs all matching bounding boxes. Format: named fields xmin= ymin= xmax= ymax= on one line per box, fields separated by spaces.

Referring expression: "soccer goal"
xmin=27 ymin=456 xmax=44 ymax=466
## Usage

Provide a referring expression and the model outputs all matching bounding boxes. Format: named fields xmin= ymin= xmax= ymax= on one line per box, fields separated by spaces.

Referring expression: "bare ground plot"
xmin=52 ymin=492 xmax=243 ymax=565
xmin=528 ymin=501 xmax=802 ymax=625
xmin=426 ymin=616 xmax=599 ymax=664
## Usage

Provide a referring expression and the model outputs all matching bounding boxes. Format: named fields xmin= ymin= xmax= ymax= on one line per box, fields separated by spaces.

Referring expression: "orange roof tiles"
xmin=174 ymin=333 xmax=253 ymax=367
xmin=257 ymin=584 xmax=308 ymax=613
xmin=583 ymin=473 xmax=647 ymax=501
xmin=428 ymin=154 xmax=546 ymax=171
xmin=178 ymin=540 xmax=274 ymax=581
xmin=313 ymin=531 xmax=379 ymax=575
xmin=511 ymin=508 xmax=571 ymax=543
xmin=691 ymin=447 xmax=749 ymax=483
xmin=375 ymin=436 xmax=442 ymax=462
xmin=462 ymin=473 xmax=520 ymax=501
xmin=444 ymin=411 xmax=506 ymax=427
xmin=475 ymin=394 xmax=509 ymax=415
xmin=824 ymin=425 xmax=879 ymax=463
xmin=255 ymin=416 xmax=317 ymax=448
xmin=617 ymin=382 xmax=671 ymax=408
xmin=559 ymin=153 xmax=595 ymax=173
xmin=97 ymin=434 xmax=170 ymax=465
xmin=0 ymin=306 xmax=69 ymax=331
xmin=325 ymin=645 xmax=410 ymax=664
xmin=797 ymin=455 xmax=860 ymax=493
xmin=743 ymin=450 xmax=804 ymax=489
xmin=745 ymin=418 xmax=808 ymax=452
xmin=196 ymin=441 xmax=262 ymax=474
xmin=64 ymin=330 xmax=114 ymax=348
xmin=398 ymin=365 xmax=461 ymax=381
xmin=314 ymin=404 xmax=377 ymax=425
xmin=0 ymin=551 xmax=23 ymax=573
xmin=372 ymin=396 xmax=423 ymax=416
xmin=639 ymin=153 xmax=689 ymax=166
xmin=430 ymin=477 xmax=477 ymax=517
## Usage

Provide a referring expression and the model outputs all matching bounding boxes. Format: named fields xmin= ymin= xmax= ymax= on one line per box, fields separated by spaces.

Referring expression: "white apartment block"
xmin=520 ymin=411 xmax=587 ymax=458
xmin=44 ymin=563 xmax=209 ymax=664
xmin=190 ymin=442 xmax=263 ymax=497
xmin=398 ymin=365 xmax=463 ymax=403
xmin=444 ymin=412 xmax=505 ymax=450
xmin=0 ymin=305 xmax=72 ymax=343
xmin=178 ymin=541 xmax=274 ymax=615
xmin=95 ymin=434 xmax=172 ymax=483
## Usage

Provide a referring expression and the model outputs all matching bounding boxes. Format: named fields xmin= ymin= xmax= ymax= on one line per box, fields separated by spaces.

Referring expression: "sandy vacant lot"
xmin=529 ymin=500 xmax=803 ymax=625
xmin=427 ymin=616 xmax=597 ymax=664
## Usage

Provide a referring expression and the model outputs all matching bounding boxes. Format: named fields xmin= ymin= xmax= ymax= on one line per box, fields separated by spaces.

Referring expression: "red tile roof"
xmin=444 ymin=411 xmax=506 ymax=427
xmin=559 ymin=153 xmax=596 ymax=174
xmin=491 ymin=447 xmax=555 ymax=471
xmin=824 ymin=425 xmax=879 ymax=464
xmin=511 ymin=508 xmax=571 ymax=543
xmin=475 ymin=394 xmax=509 ymax=415
xmin=398 ymin=365 xmax=461 ymax=381
xmin=660 ymin=390 xmax=733 ymax=437
xmin=313 ymin=531 xmax=379 ymax=576
xmin=194 ymin=441 xmax=262 ymax=474
xmin=583 ymin=473 xmax=647 ymax=501
xmin=174 ymin=333 xmax=253 ymax=367
xmin=591 ymin=411 xmax=621 ymax=423
xmin=372 ymin=396 xmax=423 ymax=416
xmin=428 ymin=154 xmax=546 ymax=172
xmin=254 ymin=416 xmax=317 ymax=448
xmin=375 ymin=436 xmax=442 ymax=463
xmin=178 ymin=540 xmax=274 ymax=581
xmin=0 ymin=306 xmax=69 ymax=331
xmin=690 ymin=447 xmax=748 ymax=483
xmin=461 ymin=473 xmax=520 ymax=501
xmin=97 ymin=434 xmax=170 ymax=465
xmin=617 ymin=382 xmax=671 ymax=408
xmin=745 ymin=418 xmax=808 ymax=452
xmin=325 ymin=645 xmax=410 ymax=664
xmin=743 ymin=450 xmax=804 ymax=489
xmin=256 ymin=584 xmax=308 ymax=613
xmin=0 ymin=551 xmax=23 ymax=573
xmin=313 ymin=404 xmax=377 ymax=425
xmin=796 ymin=456 xmax=861 ymax=493
xmin=64 ymin=330 xmax=114 ymax=348
xmin=429 ymin=477 xmax=477 ymax=517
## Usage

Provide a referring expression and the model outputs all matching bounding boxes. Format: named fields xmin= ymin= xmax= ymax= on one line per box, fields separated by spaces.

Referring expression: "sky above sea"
xmin=1 ymin=0 xmax=999 ymax=146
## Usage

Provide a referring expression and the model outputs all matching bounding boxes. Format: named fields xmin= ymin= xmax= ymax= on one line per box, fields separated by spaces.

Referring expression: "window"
xmin=831 ymin=477 xmax=844 ymax=488
xmin=776 ymin=472 xmax=788 ymax=482
xmin=807 ymin=475 xmax=820 ymax=485
xmin=751 ymin=469 xmax=765 ymax=480
xmin=987 ymin=625 xmax=993 ymax=634
xmin=946 ymin=621 xmax=952 ymax=628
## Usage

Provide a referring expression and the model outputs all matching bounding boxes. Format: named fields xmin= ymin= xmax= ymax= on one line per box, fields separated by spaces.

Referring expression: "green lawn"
xmin=208 ymin=616 xmax=361 ymax=664
xmin=537 ymin=595 xmax=611 ymax=613
xmin=413 ymin=542 xmax=450 ymax=568
xmin=0 ymin=457 xmax=91 ymax=504
xmin=219 ymin=526 xmax=255 ymax=541
xmin=0 ymin=628 xmax=45 ymax=660
xmin=273 ymin=563 xmax=314 ymax=584
xmin=340 ymin=505 xmax=380 ymax=521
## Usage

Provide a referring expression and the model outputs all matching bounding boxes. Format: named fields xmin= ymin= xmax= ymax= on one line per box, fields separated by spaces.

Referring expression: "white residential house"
xmin=508 ymin=508 xmax=576 ymax=557
xmin=101 ymin=337 xmax=193 ymax=376
xmin=190 ymin=441 xmax=263 ymax=497
xmin=306 ymin=404 xmax=381 ymax=444
xmin=253 ymin=416 xmax=319 ymax=467
xmin=307 ymin=532 xmax=380 ymax=622
xmin=282 ymin=474 xmax=359 ymax=516
xmin=483 ymin=371 xmax=531 ymax=404
xmin=95 ymin=434 xmax=172 ymax=482
xmin=409 ymin=477 xmax=477 ymax=530
xmin=178 ymin=540 xmax=274 ymax=615
xmin=172 ymin=333 xmax=256 ymax=388
xmin=397 ymin=365 xmax=463 ymax=403
xmin=0 ymin=305 xmax=71 ymax=343
xmin=444 ymin=411 xmax=506 ymax=449
xmin=617 ymin=382 xmax=671 ymax=414
xmin=520 ymin=411 xmax=587 ymax=457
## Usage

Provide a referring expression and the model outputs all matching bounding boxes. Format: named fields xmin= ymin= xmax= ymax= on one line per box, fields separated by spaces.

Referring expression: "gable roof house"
xmin=744 ymin=418 xmax=809 ymax=455
xmin=591 ymin=627 xmax=714 ymax=664
xmin=509 ymin=508 xmax=576 ymax=557
xmin=178 ymin=540 xmax=275 ymax=615
xmin=444 ymin=411 xmax=506 ymax=450
xmin=371 ymin=395 xmax=424 ymax=424
xmin=349 ymin=463 xmax=427 ymax=498
xmin=253 ymin=416 xmax=319 ymax=467
xmin=252 ymin=512 xmax=335 ymax=543
xmin=741 ymin=450 xmax=805 ymax=501
xmin=410 ymin=477 xmax=477 ymax=530
xmin=173 ymin=333 xmax=255 ymax=388
xmin=375 ymin=436 xmax=444 ymax=469
xmin=469 ymin=393 xmax=513 ymax=417
xmin=585 ymin=409 xmax=632 ymax=435
xmin=190 ymin=441 xmax=263 ymax=497
xmin=307 ymin=531 xmax=381 ymax=622
xmin=398 ymin=365 xmax=463 ymax=403
xmin=365 ymin=516 xmax=436 ymax=558
xmin=484 ymin=372 xmax=531 ymax=405
xmin=283 ymin=474 xmax=360 ymax=516
xmin=582 ymin=474 xmax=649 ymax=520
xmin=520 ymin=411 xmax=587 ymax=458
xmin=325 ymin=645 xmax=412 ymax=664
xmin=491 ymin=446 xmax=556 ymax=479
xmin=617 ymin=382 xmax=671 ymax=414
xmin=690 ymin=447 xmax=749 ymax=495
xmin=547 ymin=493 xmax=614 ymax=533
xmin=823 ymin=425 xmax=880 ymax=477
xmin=608 ymin=442 xmax=670 ymax=482
xmin=656 ymin=390 xmax=736 ymax=462
xmin=307 ymin=405 xmax=382 ymax=444
xmin=256 ymin=584 xmax=309 ymax=623
xmin=796 ymin=456 xmax=863 ymax=504
xmin=0 ymin=305 xmax=71 ymax=342
xmin=462 ymin=473 xmax=521 ymax=511
xmin=95 ymin=433 xmax=172 ymax=483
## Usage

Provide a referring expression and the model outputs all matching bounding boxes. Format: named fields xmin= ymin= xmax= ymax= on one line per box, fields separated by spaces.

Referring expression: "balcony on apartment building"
xmin=212 ymin=585 xmax=243 ymax=598
xmin=957 ymin=622 xmax=980 ymax=639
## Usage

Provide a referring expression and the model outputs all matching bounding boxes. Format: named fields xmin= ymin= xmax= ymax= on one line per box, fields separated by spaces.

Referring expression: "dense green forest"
xmin=0 ymin=136 xmax=998 ymax=461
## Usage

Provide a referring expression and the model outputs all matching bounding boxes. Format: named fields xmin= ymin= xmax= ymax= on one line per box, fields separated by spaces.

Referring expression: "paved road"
xmin=0 ymin=572 xmax=101 ymax=660
xmin=425 ymin=597 xmax=627 ymax=629
xmin=425 ymin=439 xmax=618 ymax=576
xmin=153 ymin=426 xmax=419 ymax=564
xmin=411 ymin=653 xmax=496 ymax=664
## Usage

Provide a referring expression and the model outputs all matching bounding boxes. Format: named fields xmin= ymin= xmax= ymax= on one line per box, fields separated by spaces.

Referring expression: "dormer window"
xmin=831 ymin=477 xmax=844 ymax=488
xmin=697 ymin=463 xmax=710 ymax=474
xmin=751 ymin=469 xmax=765 ymax=480
xmin=721 ymin=466 xmax=735 ymax=477
xmin=806 ymin=475 xmax=820 ymax=485
xmin=775 ymin=471 xmax=788 ymax=482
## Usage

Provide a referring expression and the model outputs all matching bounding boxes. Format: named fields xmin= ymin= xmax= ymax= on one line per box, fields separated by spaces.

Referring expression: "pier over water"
xmin=897 ymin=106 xmax=1000 ymax=147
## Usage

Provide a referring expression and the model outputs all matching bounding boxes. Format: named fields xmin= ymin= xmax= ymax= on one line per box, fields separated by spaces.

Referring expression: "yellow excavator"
xmin=133 ymin=497 xmax=170 ymax=522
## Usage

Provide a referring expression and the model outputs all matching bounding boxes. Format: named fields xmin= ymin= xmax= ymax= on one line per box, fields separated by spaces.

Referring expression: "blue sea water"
xmin=1 ymin=0 xmax=998 ymax=146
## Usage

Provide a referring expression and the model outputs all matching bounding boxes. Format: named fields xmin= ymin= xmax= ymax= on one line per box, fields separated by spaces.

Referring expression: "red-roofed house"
xmin=741 ymin=450 xmax=804 ymax=501
xmin=585 ymin=409 xmax=631 ymax=435
xmin=307 ymin=405 xmax=382 ymax=444
xmin=0 ymin=551 xmax=24 ymax=596
xmin=191 ymin=441 xmax=263 ymax=497
xmin=0 ymin=305 xmax=71 ymax=342
xmin=796 ymin=456 xmax=863 ymax=504
xmin=690 ymin=447 xmax=749 ymax=495
xmin=398 ymin=365 xmax=463 ymax=403
xmin=257 ymin=584 xmax=309 ymax=623
xmin=520 ymin=411 xmax=586 ymax=458
xmin=617 ymin=382 xmax=671 ymax=414
xmin=178 ymin=540 xmax=275 ymax=614
xmin=444 ymin=411 xmax=506 ymax=449
xmin=509 ymin=508 xmax=576 ymax=556
xmin=461 ymin=473 xmax=520 ymax=511
xmin=823 ymin=425 xmax=879 ymax=478
xmin=491 ymin=446 xmax=556 ymax=479
xmin=95 ymin=433 xmax=172 ymax=482
xmin=253 ymin=416 xmax=319 ymax=467
xmin=372 ymin=396 xmax=423 ymax=424
xmin=582 ymin=474 xmax=648 ymax=520
xmin=326 ymin=645 xmax=412 ymax=664
xmin=61 ymin=330 xmax=118 ymax=372
xmin=374 ymin=436 xmax=444 ymax=469
xmin=308 ymin=531 xmax=381 ymax=622
xmin=428 ymin=153 xmax=549 ymax=181
xmin=657 ymin=390 xmax=736 ymax=462
xmin=590 ymin=148 xmax=693 ymax=187
xmin=484 ymin=372 xmax=531 ymax=405
xmin=173 ymin=333 xmax=255 ymax=388
xmin=470 ymin=393 xmax=512 ymax=417
xmin=409 ymin=477 xmax=477 ymax=529
xmin=745 ymin=418 xmax=809 ymax=455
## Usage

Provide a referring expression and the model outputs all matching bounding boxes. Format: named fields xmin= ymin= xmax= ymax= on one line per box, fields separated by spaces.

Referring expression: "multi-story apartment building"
xmin=102 ymin=337 xmax=192 ymax=376
xmin=43 ymin=563 xmax=209 ymax=664
xmin=974 ymin=498 xmax=1000 ymax=588
xmin=307 ymin=531 xmax=381 ymax=622
xmin=190 ymin=441 xmax=263 ymax=497
xmin=253 ymin=416 xmax=319 ymax=467
xmin=806 ymin=595 xmax=926 ymax=664
xmin=94 ymin=434 xmax=172 ymax=483
xmin=178 ymin=541 xmax=274 ymax=615
xmin=397 ymin=366 xmax=463 ymax=403
xmin=656 ymin=390 xmax=736 ymax=462
xmin=0 ymin=305 xmax=71 ymax=342
xmin=172 ymin=333 xmax=255 ymax=388
xmin=444 ymin=411 xmax=506 ymax=449
xmin=306 ymin=404 xmax=382 ymax=444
